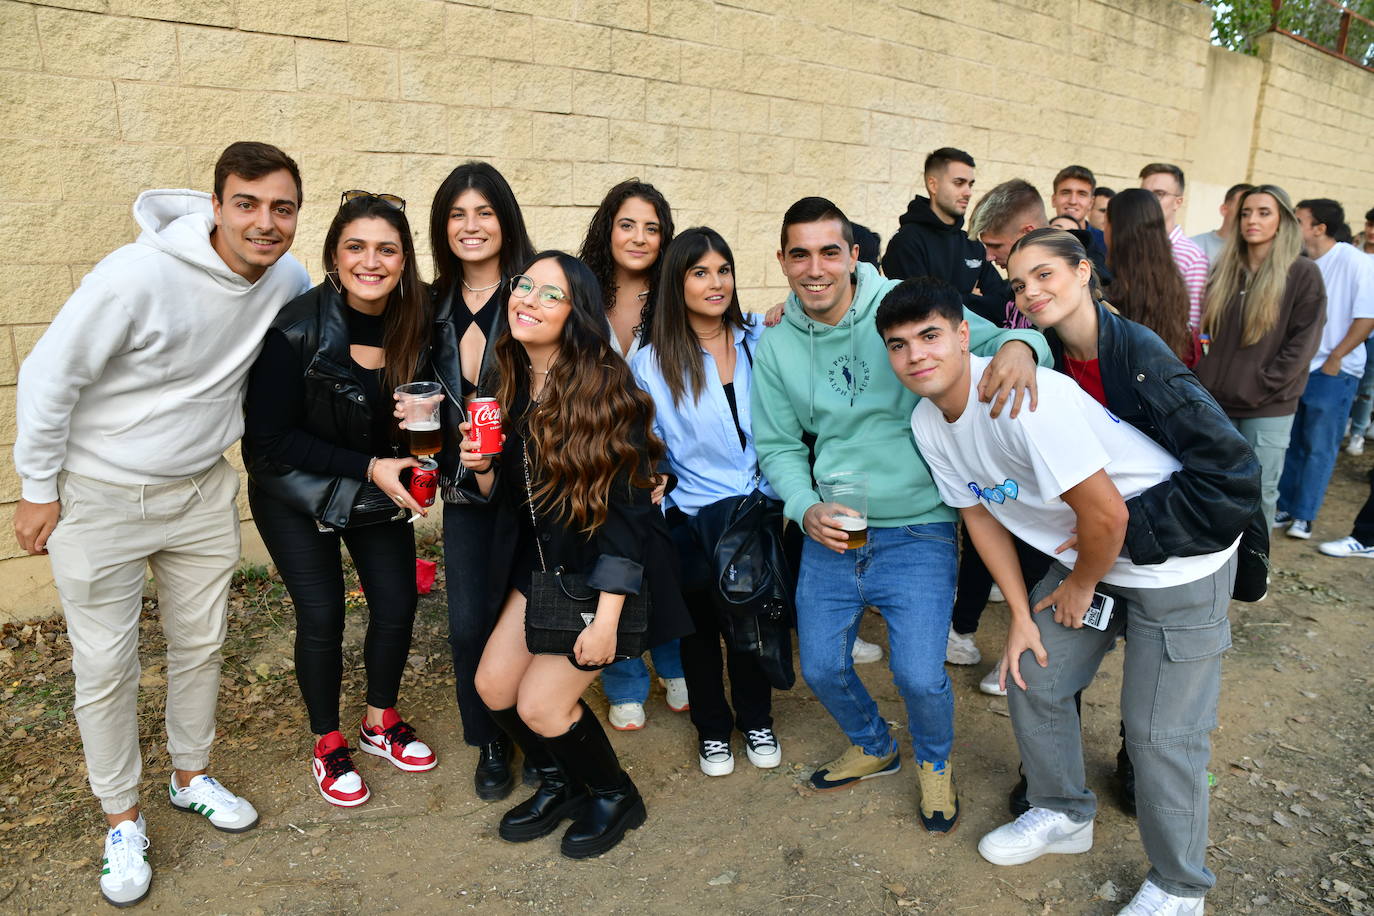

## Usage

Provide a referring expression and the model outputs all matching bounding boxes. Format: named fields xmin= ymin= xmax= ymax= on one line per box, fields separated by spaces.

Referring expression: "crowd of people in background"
xmin=11 ymin=138 xmax=1373 ymax=914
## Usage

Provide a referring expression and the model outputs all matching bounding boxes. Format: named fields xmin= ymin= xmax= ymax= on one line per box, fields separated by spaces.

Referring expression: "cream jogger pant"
xmin=47 ymin=458 xmax=241 ymax=814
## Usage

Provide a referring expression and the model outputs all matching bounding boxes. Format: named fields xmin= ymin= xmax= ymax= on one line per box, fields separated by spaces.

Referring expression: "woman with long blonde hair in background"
xmin=1193 ymin=185 xmax=1327 ymax=530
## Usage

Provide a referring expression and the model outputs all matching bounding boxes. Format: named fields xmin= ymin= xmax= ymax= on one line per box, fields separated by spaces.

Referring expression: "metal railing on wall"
xmin=1270 ymin=0 xmax=1374 ymax=71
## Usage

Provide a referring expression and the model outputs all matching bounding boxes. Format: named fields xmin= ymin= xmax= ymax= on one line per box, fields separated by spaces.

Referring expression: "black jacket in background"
xmin=1045 ymin=303 xmax=1259 ymax=565
xmin=881 ymin=195 xmax=1012 ymax=324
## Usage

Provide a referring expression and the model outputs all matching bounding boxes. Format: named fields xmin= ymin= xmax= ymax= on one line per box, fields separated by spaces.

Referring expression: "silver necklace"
xmin=463 ymin=277 xmax=501 ymax=293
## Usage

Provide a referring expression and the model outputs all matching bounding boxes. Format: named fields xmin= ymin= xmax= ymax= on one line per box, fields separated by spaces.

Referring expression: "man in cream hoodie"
xmin=12 ymin=142 xmax=310 ymax=908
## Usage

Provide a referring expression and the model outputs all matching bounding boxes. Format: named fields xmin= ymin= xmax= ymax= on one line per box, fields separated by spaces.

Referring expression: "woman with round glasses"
xmin=459 ymin=253 xmax=690 ymax=858
xmin=244 ymin=191 xmax=437 ymax=807
xmin=425 ymin=162 xmax=537 ymax=802
xmin=578 ymin=179 xmax=687 ymax=731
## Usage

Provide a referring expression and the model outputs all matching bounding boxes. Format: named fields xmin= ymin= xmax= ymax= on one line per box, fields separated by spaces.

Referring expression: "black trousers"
xmin=678 ymin=589 xmax=774 ymax=742
xmin=443 ymin=501 xmax=503 ymax=747
xmin=250 ymin=487 xmax=417 ymax=735
xmin=1353 ymin=466 xmax=1374 ymax=544
xmin=951 ymin=524 xmax=1055 ymax=635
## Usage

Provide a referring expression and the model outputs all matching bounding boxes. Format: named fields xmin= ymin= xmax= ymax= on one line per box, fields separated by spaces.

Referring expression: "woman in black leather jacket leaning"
xmin=1001 ymin=228 xmax=1261 ymax=817
xmin=426 ymin=162 xmax=537 ymax=802
xmin=244 ymin=192 xmax=437 ymax=808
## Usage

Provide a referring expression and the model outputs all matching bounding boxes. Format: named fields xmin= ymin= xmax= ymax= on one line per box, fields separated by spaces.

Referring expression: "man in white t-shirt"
xmin=875 ymin=277 xmax=1236 ymax=916
xmin=1275 ymin=199 xmax=1374 ymax=538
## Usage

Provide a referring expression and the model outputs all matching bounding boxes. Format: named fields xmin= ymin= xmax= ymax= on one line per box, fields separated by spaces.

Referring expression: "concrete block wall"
xmin=0 ymin=0 xmax=1370 ymax=619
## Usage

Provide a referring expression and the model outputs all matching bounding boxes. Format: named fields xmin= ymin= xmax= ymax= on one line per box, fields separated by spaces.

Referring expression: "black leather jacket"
xmin=244 ymin=282 xmax=431 ymax=528
xmin=1047 ymin=303 xmax=1260 ymax=565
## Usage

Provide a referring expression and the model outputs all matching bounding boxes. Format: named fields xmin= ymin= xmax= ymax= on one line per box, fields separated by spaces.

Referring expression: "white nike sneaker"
xmin=168 ymin=773 xmax=260 ymax=832
xmin=1118 ymin=878 xmax=1204 ymax=914
xmin=100 ymin=816 xmax=151 ymax=908
xmin=977 ymin=806 xmax=1093 ymax=865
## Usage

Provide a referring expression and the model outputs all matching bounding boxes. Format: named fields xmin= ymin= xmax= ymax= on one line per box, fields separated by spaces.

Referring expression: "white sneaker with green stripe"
xmin=168 ymin=774 xmax=259 ymax=833
xmin=100 ymin=815 xmax=150 ymax=908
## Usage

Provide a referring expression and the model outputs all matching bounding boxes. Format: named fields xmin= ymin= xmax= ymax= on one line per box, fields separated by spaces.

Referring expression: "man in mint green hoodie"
xmin=751 ymin=197 xmax=1049 ymax=833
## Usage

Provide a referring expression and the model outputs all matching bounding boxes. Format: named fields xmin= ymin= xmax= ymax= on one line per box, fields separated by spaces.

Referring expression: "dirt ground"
xmin=1 ymin=452 xmax=1371 ymax=915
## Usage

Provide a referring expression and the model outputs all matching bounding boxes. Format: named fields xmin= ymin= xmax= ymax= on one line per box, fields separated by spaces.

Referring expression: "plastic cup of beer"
xmin=817 ymin=471 xmax=869 ymax=550
xmin=395 ymin=381 xmax=442 ymax=457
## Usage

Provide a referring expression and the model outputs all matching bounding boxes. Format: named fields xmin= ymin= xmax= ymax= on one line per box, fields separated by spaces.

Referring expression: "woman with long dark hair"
xmin=463 ymin=252 xmax=691 ymax=858
xmin=1105 ymin=188 xmax=1197 ymax=366
xmin=1194 ymin=185 xmax=1327 ymax=529
xmin=426 ymin=162 xmax=537 ymax=801
xmin=630 ymin=227 xmax=783 ymax=776
xmin=245 ymin=192 xmax=436 ymax=807
xmin=578 ymin=179 xmax=686 ymax=730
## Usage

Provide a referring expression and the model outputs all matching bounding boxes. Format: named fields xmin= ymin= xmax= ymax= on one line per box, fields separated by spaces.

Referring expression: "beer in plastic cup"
xmin=396 ymin=381 xmax=442 ymax=457
xmin=817 ymin=471 xmax=869 ymax=550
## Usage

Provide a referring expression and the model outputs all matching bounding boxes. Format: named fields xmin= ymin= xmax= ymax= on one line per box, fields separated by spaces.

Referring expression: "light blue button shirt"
xmin=629 ymin=318 xmax=778 ymax=516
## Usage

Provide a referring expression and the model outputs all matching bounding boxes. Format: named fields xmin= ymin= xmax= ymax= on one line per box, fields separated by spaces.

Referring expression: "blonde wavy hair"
xmin=1201 ymin=185 xmax=1302 ymax=347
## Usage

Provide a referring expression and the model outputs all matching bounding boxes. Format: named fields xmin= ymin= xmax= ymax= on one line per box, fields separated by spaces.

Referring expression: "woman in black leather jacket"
xmin=1000 ymin=227 xmax=1261 ymax=818
xmin=460 ymin=251 xmax=692 ymax=860
xmin=244 ymin=192 xmax=436 ymax=808
xmin=425 ymin=162 xmax=537 ymax=802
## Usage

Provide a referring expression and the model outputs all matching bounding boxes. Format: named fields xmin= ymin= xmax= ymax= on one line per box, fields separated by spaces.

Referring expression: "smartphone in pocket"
xmin=1081 ymin=592 xmax=1115 ymax=630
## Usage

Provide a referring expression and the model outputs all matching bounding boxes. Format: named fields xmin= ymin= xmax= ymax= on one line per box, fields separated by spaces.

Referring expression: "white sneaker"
xmin=168 ymin=774 xmax=259 ymax=833
xmin=744 ymin=727 xmax=782 ymax=768
xmin=659 ymin=676 xmax=690 ymax=712
xmin=608 ymin=702 xmax=646 ymax=731
xmin=1348 ymin=436 xmax=1365 ymax=456
xmin=100 ymin=816 xmax=151 ymax=908
xmin=979 ymin=661 xmax=1007 ymax=696
xmin=988 ymin=584 xmax=1006 ymax=603
xmin=1319 ymin=535 xmax=1374 ymax=558
xmin=977 ymin=807 xmax=1093 ymax=866
xmin=851 ymin=636 xmax=883 ymax=664
xmin=1286 ymin=519 xmax=1313 ymax=539
xmin=699 ymin=739 xmax=734 ymax=776
xmin=945 ymin=626 xmax=981 ymax=665
xmin=1118 ymin=879 xmax=1204 ymax=915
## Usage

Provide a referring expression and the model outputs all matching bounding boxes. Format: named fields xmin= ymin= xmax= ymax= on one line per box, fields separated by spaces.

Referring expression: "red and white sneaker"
xmin=313 ymin=731 xmax=370 ymax=807
xmin=358 ymin=708 xmax=437 ymax=772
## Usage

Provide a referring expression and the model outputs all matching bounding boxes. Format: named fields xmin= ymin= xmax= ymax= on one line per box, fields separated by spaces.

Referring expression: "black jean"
xmin=250 ymin=487 xmax=417 ymax=736
xmin=443 ymin=500 xmax=502 ymax=747
xmin=951 ymin=524 xmax=1056 ymax=635
xmin=678 ymin=589 xmax=774 ymax=742
xmin=1352 ymin=466 xmax=1374 ymax=544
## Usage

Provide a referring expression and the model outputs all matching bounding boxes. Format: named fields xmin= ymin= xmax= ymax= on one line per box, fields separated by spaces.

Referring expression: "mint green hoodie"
xmin=750 ymin=261 xmax=1050 ymax=527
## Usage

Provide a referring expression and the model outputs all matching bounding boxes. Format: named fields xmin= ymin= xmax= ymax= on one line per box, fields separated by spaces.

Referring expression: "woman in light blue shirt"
xmin=630 ymin=226 xmax=783 ymax=777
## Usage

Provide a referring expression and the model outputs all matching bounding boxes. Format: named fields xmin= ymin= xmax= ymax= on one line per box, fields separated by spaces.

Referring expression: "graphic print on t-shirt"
xmin=968 ymin=478 xmax=1020 ymax=504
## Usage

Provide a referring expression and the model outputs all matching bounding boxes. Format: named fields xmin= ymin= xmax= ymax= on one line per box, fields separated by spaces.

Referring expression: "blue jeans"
xmin=599 ymin=640 xmax=685 ymax=704
xmin=795 ymin=523 xmax=957 ymax=763
xmin=1349 ymin=341 xmax=1374 ymax=438
xmin=1278 ymin=369 xmax=1361 ymax=521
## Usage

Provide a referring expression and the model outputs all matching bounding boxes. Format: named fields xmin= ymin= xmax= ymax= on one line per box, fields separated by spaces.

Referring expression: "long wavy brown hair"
xmin=490 ymin=251 xmax=664 ymax=533
xmin=1105 ymin=189 xmax=1193 ymax=362
xmin=578 ymin=180 xmax=675 ymax=335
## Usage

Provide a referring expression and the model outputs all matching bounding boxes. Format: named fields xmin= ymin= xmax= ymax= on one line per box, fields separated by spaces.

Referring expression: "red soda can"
xmin=470 ymin=397 xmax=503 ymax=456
xmin=408 ymin=457 xmax=438 ymax=507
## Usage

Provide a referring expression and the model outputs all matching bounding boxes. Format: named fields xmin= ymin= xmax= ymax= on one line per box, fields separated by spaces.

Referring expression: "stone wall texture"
xmin=2 ymin=0 xmax=1372 ymax=615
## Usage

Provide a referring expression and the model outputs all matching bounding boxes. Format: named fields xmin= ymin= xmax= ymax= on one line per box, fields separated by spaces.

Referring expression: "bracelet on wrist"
xmin=366 ymin=457 xmax=378 ymax=483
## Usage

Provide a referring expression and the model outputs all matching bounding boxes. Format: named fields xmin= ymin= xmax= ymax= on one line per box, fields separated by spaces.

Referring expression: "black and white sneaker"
xmin=1286 ymin=519 xmax=1313 ymax=539
xmin=699 ymin=739 xmax=734 ymax=776
xmin=744 ymin=728 xmax=782 ymax=769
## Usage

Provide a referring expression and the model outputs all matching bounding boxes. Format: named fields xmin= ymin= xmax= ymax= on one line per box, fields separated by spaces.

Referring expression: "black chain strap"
xmin=522 ymin=442 xmax=547 ymax=574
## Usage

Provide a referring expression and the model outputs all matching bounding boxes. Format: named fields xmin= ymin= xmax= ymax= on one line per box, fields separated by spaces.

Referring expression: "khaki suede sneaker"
xmin=809 ymin=744 xmax=900 ymax=791
xmin=916 ymin=759 xmax=959 ymax=833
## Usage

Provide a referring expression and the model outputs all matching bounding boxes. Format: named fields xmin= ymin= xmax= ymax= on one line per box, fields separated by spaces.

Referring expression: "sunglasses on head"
xmin=340 ymin=189 xmax=406 ymax=211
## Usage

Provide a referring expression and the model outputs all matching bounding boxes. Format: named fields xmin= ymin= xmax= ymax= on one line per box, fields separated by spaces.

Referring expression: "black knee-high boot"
xmin=486 ymin=706 xmax=587 ymax=842
xmin=542 ymin=700 xmax=647 ymax=859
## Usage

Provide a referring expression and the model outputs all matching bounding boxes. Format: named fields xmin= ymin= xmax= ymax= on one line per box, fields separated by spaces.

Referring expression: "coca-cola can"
xmin=470 ymin=397 xmax=503 ymax=456
xmin=407 ymin=457 xmax=439 ymax=507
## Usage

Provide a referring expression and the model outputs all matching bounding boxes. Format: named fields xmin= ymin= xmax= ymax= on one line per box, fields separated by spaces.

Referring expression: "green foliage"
xmin=1206 ymin=0 xmax=1374 ymax=66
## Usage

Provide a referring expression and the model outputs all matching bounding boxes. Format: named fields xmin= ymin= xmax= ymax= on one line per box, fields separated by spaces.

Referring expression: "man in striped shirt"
xmin=1140 ymin=163 xmax=1209 ymax=331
